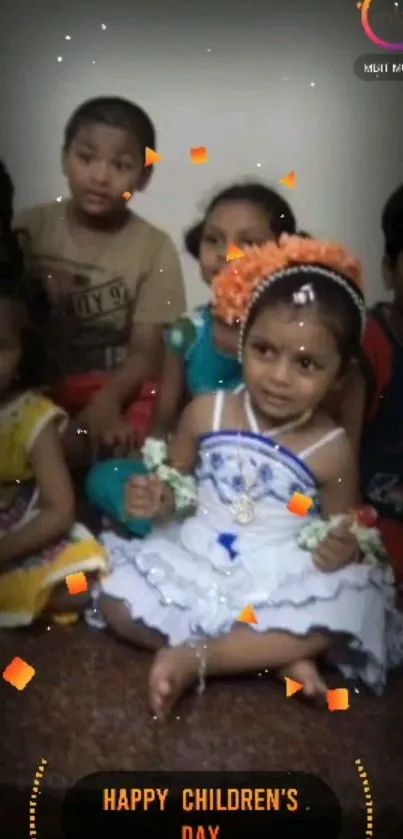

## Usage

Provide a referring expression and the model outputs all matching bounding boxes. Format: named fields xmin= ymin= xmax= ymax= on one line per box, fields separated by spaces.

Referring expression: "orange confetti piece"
xmin=190 ymin=146 xmax=208 ymax=165
xmin=327 ymin=687 xmax=350 ymax=711
xmin=237 ymin=604 xmax=258 ymax=625
xmin=287 ymin=492 xmax=313 ymax=517
xmin=278 ymin=170 xmax=296 ymax=189
xmin=226 ymin=244 xmax=246 ymax=262
xmin=144 ymin=147 xmax=162 ymax=167
xmin=3 ymin=657 xmax=36 ymax=691
xmin=65 ymin=571 xmax=88 ymax=595
xmin=285 ymin=677 xmax=303 ymax=698
xmin=122 ymin=191 xmax=132 ymax=201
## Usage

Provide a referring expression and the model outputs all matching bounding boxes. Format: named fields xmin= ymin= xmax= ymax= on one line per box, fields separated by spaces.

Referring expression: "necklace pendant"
xmin=231 ymin=494 xmax=256 ymax=525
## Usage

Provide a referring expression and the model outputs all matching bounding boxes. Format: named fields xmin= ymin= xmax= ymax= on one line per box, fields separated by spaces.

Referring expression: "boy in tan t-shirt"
xmin=16 ymin=96 xmax=186 ymax=459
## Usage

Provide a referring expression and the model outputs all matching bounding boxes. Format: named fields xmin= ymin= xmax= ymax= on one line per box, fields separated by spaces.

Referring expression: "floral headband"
xmin=211 ymin=235 xmax=365 ymax=352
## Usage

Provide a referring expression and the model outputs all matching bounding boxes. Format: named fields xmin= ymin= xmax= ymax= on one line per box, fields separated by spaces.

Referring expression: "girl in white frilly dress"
xmin=98 ymin=235 xmax=403 ymax=718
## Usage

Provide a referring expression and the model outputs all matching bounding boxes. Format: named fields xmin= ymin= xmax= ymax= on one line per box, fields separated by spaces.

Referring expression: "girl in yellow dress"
xmin=0 ymin=160 xmax=107 ymax=627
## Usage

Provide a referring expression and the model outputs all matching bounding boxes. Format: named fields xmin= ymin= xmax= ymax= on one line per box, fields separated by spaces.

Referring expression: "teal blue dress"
xmin=85 ymin=305 xmax=242 ymax=535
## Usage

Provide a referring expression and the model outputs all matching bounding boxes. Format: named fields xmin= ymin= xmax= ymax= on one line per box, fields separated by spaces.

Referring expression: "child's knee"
xmin=99 ymin=594 xmax=164 ymax=648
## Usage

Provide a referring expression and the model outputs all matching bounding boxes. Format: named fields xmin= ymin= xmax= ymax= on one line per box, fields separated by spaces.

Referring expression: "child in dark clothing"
xmin=339 ymin=184 xmax=403 ymax=589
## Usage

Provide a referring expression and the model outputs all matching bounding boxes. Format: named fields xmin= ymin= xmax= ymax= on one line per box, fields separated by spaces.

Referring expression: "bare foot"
xmin=149 ymin=645 xmax=200 ymax=719
xmin=278 ymin=658 xmax=327 ymax=699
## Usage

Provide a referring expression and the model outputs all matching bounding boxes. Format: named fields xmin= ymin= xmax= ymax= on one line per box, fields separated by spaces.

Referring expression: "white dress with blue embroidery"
xmin=101 ymin=390 xmax=403 ymax=693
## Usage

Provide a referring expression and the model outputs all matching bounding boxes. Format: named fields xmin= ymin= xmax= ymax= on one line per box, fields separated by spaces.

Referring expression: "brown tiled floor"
xmin=0 ymin=622 xmax=402 ymax=837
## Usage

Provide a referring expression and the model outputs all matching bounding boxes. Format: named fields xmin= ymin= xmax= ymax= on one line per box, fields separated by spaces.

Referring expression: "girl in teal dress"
xmin=86 ymin=182 xmax=299 ymax=534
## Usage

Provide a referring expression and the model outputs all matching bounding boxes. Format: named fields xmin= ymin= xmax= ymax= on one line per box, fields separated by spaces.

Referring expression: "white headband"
xmin=238 ymin=263 xmax=366 ymax=362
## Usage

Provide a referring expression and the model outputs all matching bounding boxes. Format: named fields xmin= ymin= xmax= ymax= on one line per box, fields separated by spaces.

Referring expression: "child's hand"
xmin=313 ymin=518 xmax=359 ymax=572
xmin=76 ymin=393 xmax=135 ymax=453
xmin=125 ymin=475 xmax=173 ymax=520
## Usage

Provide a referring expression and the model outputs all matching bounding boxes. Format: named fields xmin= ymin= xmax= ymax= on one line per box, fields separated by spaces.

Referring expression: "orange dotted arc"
xmin=30 ymin=758 xmax=48 ymax=836
xmin=355 ymin=759 xmax=374 ymax=838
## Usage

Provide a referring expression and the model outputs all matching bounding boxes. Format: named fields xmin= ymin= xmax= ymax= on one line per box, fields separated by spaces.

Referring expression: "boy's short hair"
xmin=381 ymin=184 xmax=403 ymax=264
xmin=63 ymin=96 xmax=156 ymax=154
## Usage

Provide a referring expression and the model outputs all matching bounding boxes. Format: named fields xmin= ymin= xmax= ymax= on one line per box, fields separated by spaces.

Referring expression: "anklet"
xmin=192 ymin=641 xmax=208 ymax=695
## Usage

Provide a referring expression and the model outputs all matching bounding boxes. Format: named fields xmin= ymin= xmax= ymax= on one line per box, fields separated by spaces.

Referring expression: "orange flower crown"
xmin=211 ymin=234 xmax=364 ymax=327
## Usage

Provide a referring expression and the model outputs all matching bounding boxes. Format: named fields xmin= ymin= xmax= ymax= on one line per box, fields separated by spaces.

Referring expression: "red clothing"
xmin=360 ymin=305 xmax=403 ymax=587
xmin=377 ymin=519 xmax=403 ymax=588
xmin=52 ymin=373 xmax=157 ymax=445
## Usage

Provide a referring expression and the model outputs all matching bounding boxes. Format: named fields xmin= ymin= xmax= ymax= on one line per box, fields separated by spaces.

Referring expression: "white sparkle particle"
xmin=92 ymin=60 xmax=96 ymax=64
xmin=256 ymin=162 xmax=262 ymax=168
xmin=57 ymin=56 xmax=63 ymax=62
xmin=207 ymin=48 xmax=211 ymax=52
xmin=56 ymin=195 xmax=63 ymax=202
xmin=101 ymin=23 xmax=107 ymax=30
xmin=65 ymin=35 xmax=71 ymax=40
xmin=310 ymin=81 xmax=315 ymax=87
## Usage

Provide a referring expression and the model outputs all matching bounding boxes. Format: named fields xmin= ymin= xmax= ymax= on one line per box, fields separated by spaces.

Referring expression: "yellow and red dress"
xmin=0 ymin=390 xmax=107 ymax=627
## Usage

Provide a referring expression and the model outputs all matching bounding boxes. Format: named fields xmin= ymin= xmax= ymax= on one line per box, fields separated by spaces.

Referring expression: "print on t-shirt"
xmin=33 ymin=255 xmax=133 ymax=374
xmin=16 ymin=201 xmax=187 ymax=378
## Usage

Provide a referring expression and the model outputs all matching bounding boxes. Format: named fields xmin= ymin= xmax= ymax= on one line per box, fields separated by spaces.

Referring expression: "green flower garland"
xmin=142 ymin=437 xmax=197 ymax=513
xmin=298 ymin=514 xmax=390 ymax=570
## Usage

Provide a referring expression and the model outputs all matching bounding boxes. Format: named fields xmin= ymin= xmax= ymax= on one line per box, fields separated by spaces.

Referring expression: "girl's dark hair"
xmin=244 ymin=269 xmax=362 ymax=371
xmin=382 ymin=183 xmax=403 ymax=265
xmin=184 ymin=182 xmax=298 ymax=259
xmin=0 ymin=160 xmax=56 ymax=389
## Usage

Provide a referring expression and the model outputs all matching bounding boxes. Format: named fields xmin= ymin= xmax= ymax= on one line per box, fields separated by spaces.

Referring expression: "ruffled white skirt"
xmin=99 ymin=519 xmax=403 ymax=694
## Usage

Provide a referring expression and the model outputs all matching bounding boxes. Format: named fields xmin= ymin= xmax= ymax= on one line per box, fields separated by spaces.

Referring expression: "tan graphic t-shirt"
xmin=15 ymin=202 xmax=186 ymax=377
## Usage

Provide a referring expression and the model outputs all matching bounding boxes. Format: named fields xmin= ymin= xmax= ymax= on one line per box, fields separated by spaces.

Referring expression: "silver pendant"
xmin=231 ymin=494 xmax=256 ymax=525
